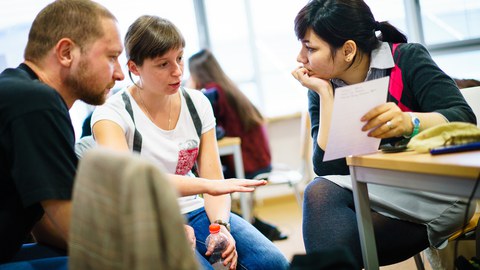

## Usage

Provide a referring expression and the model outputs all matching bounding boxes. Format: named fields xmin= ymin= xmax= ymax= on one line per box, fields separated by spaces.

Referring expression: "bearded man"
xmin=0 ymin=0 xmax=124 ymax=264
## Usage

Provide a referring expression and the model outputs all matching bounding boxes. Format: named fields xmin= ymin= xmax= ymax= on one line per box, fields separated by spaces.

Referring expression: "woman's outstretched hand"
xmin=204 ymin=179 xmax=267 ymax=196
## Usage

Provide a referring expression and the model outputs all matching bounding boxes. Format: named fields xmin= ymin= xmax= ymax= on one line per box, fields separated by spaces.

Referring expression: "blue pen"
xmin=430 ymin=141 xmax=480 ymax=155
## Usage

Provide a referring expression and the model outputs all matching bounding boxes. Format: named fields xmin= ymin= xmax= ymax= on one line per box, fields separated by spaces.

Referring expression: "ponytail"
xmin=377 ymin=21 xmax=407 ymax=43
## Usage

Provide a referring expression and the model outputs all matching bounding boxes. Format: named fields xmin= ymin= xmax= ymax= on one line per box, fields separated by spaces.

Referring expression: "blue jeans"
xmin=0 ymin=243 xmax=67 ymax=270
xmin=302 ymin=177 xmax=429 ymax=268
xmin=186 ymin=207 xmax=289 ymax=270
xmin=0 ymin=257 xmax=67 ymax=270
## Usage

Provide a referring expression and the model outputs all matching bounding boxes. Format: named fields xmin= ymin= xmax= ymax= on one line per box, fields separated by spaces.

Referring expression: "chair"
xmin=413 ymin=213 xmax=480 ymax=270
xmin=460 ymin=86 xmax=480 ymax=122
xmin=69 ymin=148 xmax=199 ymax=270
xmin=414 ymin=86 xmax=480 ymax=270
xmin=253 ymin=110 xmax=313 ymax=210
xmin=74 ymin=135 xmax=96 ymax=158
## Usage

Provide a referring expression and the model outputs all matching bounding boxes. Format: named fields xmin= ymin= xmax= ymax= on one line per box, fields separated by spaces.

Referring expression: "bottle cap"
xmin=209 ymin=223 xmax=221 ymax=233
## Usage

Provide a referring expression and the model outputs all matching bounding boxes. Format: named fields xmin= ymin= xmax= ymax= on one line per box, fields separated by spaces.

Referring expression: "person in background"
xmin=91 ymin=15 xmax=289 ymax=270
xmin=187 ymin=49 xmax=288 ymax=241
xmin=454 ymin=78 xmax=480 ymax=89
xmin=291 ymin=0 xmax=476 ymax=268
xmin=81 ymin=112 xmax=94 ymax=138
xmin=0 ymin=0 xmax=124 ymax=265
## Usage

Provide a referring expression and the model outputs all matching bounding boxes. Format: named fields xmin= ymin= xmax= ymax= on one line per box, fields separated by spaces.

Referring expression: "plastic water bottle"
xmin=205 ymin=223 xmax=229 ymax=270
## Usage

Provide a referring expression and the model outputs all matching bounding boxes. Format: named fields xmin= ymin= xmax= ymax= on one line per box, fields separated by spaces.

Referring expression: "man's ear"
xmin=55 ymin=38 xmax=76 ymax=67
xmin=127 ymin=60 xmax=140 ymax=76
xmin=343 ymin=40 xmax=357 ymax=62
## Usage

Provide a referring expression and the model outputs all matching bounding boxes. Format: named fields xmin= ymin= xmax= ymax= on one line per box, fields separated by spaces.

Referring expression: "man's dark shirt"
xmin=0 ymin=64 xmax=77 ymax=262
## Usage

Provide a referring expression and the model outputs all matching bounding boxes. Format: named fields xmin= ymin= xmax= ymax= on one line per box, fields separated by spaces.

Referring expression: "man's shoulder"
xmin=0 ymin=67 xmax=66 ymax=113
xmin=0 ymin=68 xmax=69 ymax=135
xmin=1 ymin=67 xmax=56 ymax=95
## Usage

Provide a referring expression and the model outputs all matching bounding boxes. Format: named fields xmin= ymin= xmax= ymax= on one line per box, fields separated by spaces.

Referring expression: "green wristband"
xmin=408 ymin=112 xmax=420 ymax=137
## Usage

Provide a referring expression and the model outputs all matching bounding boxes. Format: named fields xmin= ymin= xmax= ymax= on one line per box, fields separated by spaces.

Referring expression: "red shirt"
xmin=205 ymin=82 xmax=271 ymax=177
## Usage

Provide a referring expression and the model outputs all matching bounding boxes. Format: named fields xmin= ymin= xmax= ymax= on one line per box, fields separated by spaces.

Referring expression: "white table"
xmin=346 ymin=150 xmax=480 ymax=269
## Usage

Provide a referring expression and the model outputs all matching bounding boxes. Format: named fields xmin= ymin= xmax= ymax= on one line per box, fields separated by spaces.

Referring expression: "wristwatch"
xmin=214 ymin=219 xmax=231 ymax=232
xmin=407 ymin=112 xmax=421 ymax=138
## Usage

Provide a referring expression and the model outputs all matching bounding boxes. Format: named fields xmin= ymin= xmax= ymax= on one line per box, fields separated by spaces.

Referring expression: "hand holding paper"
xmin=323 ymin=77 xmax=389 ymax=161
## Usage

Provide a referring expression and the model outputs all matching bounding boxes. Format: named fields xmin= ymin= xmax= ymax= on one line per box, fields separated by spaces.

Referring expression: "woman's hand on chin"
xmin=292 ymin=66 xmax=332 ymax=97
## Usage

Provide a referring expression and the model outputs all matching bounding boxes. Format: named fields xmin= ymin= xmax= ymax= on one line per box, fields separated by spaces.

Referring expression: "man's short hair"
xmin=24 ymin=0 xmax=117 ymax=61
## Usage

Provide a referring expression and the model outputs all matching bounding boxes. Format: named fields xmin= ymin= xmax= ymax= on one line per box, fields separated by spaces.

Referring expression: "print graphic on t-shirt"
xmin=176 ymin=139 xmax=199 ymax=175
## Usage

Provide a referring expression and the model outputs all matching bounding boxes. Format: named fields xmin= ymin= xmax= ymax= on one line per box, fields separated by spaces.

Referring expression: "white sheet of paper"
xmin=323 ymin=77 xmax=389 ymax=161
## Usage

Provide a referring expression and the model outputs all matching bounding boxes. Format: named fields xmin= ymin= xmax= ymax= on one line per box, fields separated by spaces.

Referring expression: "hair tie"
xmin=374 ymin=21 xmax=381 ymax=31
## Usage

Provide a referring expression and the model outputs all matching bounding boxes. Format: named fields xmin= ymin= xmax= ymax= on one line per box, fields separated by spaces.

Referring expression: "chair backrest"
xmin=69 ymin=148 xmax=199 ymax=270
xmin=448 ymin=212 xmax=480 ymax=241
xmin=460 ymin=86 xmax=480 ymax=127
xmin=74 ymin=135 xmax=97 ymax=158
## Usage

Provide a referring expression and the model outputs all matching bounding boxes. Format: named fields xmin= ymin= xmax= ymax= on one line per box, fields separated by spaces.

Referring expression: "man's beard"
xmin=66 ymin=58 xmax=112 ymax=106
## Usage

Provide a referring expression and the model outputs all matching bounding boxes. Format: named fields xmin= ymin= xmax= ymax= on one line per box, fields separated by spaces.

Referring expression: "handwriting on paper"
xmin=323 ymin=77 xmax=389 ymax=161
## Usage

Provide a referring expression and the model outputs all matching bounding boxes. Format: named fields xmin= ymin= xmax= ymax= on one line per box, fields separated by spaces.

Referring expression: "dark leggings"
xmin=302 ymin=177 xmax=429 ymax=269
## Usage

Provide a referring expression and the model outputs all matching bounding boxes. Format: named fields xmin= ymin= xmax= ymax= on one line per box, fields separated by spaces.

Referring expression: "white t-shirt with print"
xmin=91 ymin=87 xmax=216 ymax=214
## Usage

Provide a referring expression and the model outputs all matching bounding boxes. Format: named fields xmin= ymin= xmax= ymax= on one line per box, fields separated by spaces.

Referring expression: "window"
xmin=419 ymin=0 xmax=480 ymax=45
xmin=0 ymin=1 xmax=199 ymax=140
xmin=417 ymin=0 xmax=480 ymax=82
xmin=366 ymin=0 xmax=480 ymax=84
xmin=1 ymin=0 xmax=479 ymax=136
xmin=365 ymin=0 xmax=407 ymax=34
xmin=247 ymin=1 xmax=312 ymax=117
xmin=203 ymin=0 xmax=309 ymax=117
xmin=203 ymin=0 xmax=411 ymax=117
xmin=0 ymin=1 xmax=53 ymax=71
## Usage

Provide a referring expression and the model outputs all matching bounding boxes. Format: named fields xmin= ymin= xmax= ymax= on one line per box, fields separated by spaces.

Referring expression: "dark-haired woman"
xmin=291 ymin=0 xmax=476 ymax=268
